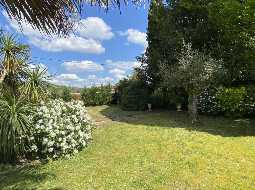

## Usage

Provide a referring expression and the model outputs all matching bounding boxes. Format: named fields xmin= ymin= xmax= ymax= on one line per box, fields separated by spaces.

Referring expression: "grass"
xmin=1 ymin=105 xmax=255 ymax=189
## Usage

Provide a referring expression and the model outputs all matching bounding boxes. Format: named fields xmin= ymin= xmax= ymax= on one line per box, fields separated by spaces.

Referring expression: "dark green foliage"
xmin=136 ymin=0 xmax=255 ymax=114
xmin=137 ymin=0 xmax=182 ymax=88
xmin=115 ymin=78 xmax=131 ymax=104
xmin=120 ymin=80 xmax=150 ymax=111
xmin=81 ymin=85 xmax=112 ymax=106
xmin=139 ymin=0 xmax=255 ymax=86
xmin=150 ymin=87 xmax=187 ymax=110
xmin=62 ymin=87 xmax=72 ymax=102
xmin=0 ymin=94 xmax=34 ymax=163
xmin=198 ymin=88 xmax=222 ymax=115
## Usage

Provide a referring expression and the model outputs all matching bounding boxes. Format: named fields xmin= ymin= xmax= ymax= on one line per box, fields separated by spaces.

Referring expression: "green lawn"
xmin=1 ymin=105 xmax=255 ymax=190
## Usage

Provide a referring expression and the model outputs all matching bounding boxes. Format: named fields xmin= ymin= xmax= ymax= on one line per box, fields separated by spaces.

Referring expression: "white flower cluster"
xmin=30 ymin=99 xmax=93 ymax=159
xmin=198 ymin=89 xmax=222 ymax=115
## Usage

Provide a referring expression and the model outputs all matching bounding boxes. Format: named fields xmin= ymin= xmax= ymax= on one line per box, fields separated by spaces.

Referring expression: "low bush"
xmin=81 ymin=85 xmax=112 ymax=106
xmin=29 ymin=99 xmax=93 ymax=159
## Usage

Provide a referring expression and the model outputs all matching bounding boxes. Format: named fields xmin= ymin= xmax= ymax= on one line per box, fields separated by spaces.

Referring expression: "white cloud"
xmin=105 ymin=60 xmax=141 ymax=80
xmin=30 ymin=35 xmax=105 ymax=54
xmin=3 ymin=12 xmax=110 ymax=54
xmin=105 ymin=59 xmax=141 ymax=70
xmin=109 ymin=68 xmax=126 ymax=79
xmin=51 ymin=73 xmax=114 ymax=88
xmin=120 ymin=29 xmax=147 ymax=48
xmin=50 ymin=59 xmax=141 ymax=87
xmin=55 ymin=74 xmax=80 ymax=81
xmin=52 ymin=73 xmax=85 ymax=87
xmin=86 ymin=75 xmax=114 ymax=86
xmin=62 ymin=60 xmax=104 ymax=72
xmin=76 ymin=17 xmax=114 ymax=40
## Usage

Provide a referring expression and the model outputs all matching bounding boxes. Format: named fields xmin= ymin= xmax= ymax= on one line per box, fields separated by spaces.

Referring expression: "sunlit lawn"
xmin=1 ymin=105 xmax=255 ymax=189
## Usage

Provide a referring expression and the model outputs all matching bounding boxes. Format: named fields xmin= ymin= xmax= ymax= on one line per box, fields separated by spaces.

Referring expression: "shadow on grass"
xmin=100 ymin=105 xmax=255 ymax=137
xmin=0 ymin=163 xmax=57 ymax=190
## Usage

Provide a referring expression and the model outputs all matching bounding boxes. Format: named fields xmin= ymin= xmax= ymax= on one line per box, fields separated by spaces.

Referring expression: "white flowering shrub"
xmin=198 ymin=88 xmax=222 ymax=115
xmin=29 ymin=99 xmax=93 ymax=159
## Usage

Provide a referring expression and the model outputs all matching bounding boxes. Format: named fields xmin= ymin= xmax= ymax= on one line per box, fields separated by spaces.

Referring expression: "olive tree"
xmin=160 ymin=42 xmax=220 ymax=123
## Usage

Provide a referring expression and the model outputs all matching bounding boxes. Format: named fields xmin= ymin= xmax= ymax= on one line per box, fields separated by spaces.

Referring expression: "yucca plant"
xmin=22 ymin=66 xmax=50 ymax=103
xmin=0 ymin=34 xmax=29 ymax=78
xmin=0 ymin=34 xmax=29 ymax=96
xmin=0 ymin=93 xmax=34 ymax=163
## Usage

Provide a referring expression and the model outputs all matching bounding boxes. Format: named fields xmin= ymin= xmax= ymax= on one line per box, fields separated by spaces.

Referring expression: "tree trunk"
xmin=188 ymin=95 xmax=198 ymax=123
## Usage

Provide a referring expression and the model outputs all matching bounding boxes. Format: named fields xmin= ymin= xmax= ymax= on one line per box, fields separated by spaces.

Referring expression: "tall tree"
xmin=137 ymin=0 xmax=182 ymax=88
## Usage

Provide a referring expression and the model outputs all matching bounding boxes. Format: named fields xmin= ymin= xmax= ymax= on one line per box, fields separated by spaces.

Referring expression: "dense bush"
xmin=115 ymin=79 xmax=130 ymax=104
xmin=198 ymin=88 xmax=222 ymax=115
xmin=120 ymin=80 xmax=150 ymax=111
xmin=198 ymin=86 xmax=255 ymax=117
xmin=29 ymin=99 xmax=93 ymax=159
xmin=81 ymin=85 xmax=112 ymax=106
xmin=62 ymin=87 xmax=72 ymax=102
xmin=216 ymin=87 xmax=252 ymax=117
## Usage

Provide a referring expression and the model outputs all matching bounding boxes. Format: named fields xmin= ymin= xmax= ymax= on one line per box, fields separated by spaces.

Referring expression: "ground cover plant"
xmin=1 ymin=105 xmax=255 ymax=189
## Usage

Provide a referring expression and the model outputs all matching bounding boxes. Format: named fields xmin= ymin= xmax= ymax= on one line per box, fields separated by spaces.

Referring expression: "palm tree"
xmin=22 ymin=66 xmax=50 ymax=103
xmin=0 ymin=0 xmax=135 ymax=35
xmin=0 ymin=34 xmax=29 ymax=82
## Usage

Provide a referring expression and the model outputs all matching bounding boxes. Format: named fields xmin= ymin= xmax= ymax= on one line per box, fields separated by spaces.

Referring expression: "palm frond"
xmin=0 ymin=0 xmax=136 ymax=35
xmin=21 ymin=65 xmax=50 ymax=103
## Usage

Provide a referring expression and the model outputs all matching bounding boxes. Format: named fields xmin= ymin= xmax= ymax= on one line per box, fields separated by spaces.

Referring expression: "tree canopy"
xmin=138 ymin=0 xmax=255 ymax=87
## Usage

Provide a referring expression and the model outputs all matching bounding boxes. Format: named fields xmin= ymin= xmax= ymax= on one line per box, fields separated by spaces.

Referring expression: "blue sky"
xmin=0 ymin=3 xmax=149 ymax=87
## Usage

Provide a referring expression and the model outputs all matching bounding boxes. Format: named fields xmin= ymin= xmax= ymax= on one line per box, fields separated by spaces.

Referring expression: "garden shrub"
xmin=218 ymin=86 xmax=255 ymax=116
xmin=120 ymin=80 xmax=150 ymax=111
xmin=62 ymin=87 xmax=72 ymax=102
xmin=29 ymin=99 xmax=93 ymax=159
xmin=115 ymin=79 xmax=130 ymax=104
xmin=198 ymin=88 xmax=222 ymax=115
xmin=216 ymin=87 xmax=247 ymax=116
xmin=245 ymin=86 xmax=255 ymax=115
xmin=198 ymin=86 xmax=255 ymax=117
xmin=81 ymin=85 xmax=112 ymax=106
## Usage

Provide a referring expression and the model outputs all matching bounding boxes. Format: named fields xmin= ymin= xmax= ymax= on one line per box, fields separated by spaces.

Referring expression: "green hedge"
xmin=81 ymin=85 xmax=112 ymax=106
xmin=120 ymin=80 xmax=150 ymax=111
